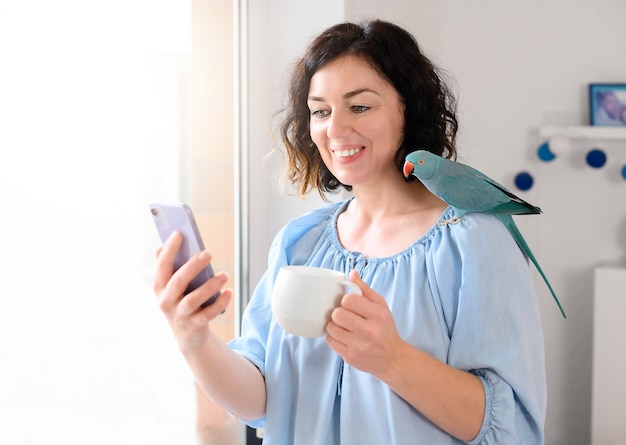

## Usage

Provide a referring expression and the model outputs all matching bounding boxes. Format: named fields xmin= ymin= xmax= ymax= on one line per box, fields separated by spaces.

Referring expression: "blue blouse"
xmin=228 ymin=199 xmax=546 ymax=444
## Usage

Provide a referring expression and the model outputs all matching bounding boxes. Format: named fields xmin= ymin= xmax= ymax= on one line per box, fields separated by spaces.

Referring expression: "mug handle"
xmin=340 ymin=280 xmax=362 ymax=296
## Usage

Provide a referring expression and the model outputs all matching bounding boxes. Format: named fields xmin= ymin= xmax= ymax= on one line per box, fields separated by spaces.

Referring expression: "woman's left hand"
xmin=326 ymin=269 xmax=404 ymax=376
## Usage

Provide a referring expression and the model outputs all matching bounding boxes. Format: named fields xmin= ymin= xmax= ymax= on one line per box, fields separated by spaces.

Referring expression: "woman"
xmin=154 ymin=20 xmax=546 ymax=444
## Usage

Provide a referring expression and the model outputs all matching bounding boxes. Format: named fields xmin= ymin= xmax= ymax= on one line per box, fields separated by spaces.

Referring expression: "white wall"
xmin=248 ymin=1 xmax=626 ymax=444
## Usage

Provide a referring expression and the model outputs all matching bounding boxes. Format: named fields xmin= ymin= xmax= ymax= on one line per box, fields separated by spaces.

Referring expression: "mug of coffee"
xmin=271 ymin=265 xmax=362 ymax=337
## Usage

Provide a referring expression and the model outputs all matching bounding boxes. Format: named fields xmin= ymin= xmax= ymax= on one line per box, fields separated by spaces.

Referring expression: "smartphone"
xmin=149 ymin=201 xmax=220 ymax=307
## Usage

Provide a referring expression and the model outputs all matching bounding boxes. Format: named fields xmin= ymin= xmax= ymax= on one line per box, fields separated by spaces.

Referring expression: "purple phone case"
xmin=149 ymin=202 xmax=219 ymax=307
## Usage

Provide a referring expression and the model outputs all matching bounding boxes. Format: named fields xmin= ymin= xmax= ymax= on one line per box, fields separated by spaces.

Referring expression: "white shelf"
xmin=540 ymin=125 xmax=626 ymax=140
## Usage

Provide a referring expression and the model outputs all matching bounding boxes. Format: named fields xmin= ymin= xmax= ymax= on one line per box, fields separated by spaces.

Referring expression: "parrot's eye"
xmin=418 ymin=160 xmax=425 ymax=165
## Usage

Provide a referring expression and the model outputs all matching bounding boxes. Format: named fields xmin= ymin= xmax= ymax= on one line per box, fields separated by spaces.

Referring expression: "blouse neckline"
xmin=327 ymin=197 xmax=454 ymax=263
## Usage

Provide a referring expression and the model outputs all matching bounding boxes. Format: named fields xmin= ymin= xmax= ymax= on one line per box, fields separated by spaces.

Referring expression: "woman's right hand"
xmin=152 ymin=231 xmax=266 ymax=421
xmin=153 ymin=231 xmax=233 ymax=353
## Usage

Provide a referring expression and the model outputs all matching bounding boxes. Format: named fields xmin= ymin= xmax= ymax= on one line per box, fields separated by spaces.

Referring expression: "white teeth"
xmin=334 ymin=147 xmax=362 ymax=157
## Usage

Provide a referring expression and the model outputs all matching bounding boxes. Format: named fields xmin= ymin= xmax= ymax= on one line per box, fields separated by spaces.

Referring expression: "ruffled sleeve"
xmin=427 ymin=213 xmax=547 ymax=444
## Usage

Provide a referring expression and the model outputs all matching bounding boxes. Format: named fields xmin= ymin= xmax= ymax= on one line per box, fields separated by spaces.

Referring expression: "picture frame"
xmin=589 ymin=83 xmax=626 ymax=126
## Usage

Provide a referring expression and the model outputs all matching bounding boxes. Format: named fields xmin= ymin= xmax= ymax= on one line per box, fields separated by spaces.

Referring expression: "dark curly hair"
xmin=278 ymin=19 xmax=458 ymax=197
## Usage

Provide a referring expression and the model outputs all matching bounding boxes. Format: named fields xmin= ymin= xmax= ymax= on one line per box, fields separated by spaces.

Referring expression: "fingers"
xmin=165 ymin=248 xmax=213 ymax=297
xmin=153 ymin=231 xmax=183 ymax=292
xmin=328 ymin=302 xmax=367 ymax=340
xmin=151 ymin=232 xmax=233 ymax=355
xmin=177 ymin=271 xmax=229 ymax=316
xmin=326 ymin=274 xmax=400 ymax=374
xmin=209 ymin=284 xmax=233 ymax=317
xmin=327 ymin=269 xmax=393 ymax=341
xmin=340 ymin=273 xmax=386 ymax=322
xmin=348 ymin=269 xmax=361 ymax=284
xmin=153 ymin=231 xmax=229 ymax=318
xmin=347 ymin=269 xmax=383 ymax=304
xmin=174 ymin=284 xmax=233 ymax=325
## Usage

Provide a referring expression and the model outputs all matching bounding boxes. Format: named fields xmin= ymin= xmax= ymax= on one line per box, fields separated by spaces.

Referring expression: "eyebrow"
xmin=308 ymin=88 xmax=380 ymax=102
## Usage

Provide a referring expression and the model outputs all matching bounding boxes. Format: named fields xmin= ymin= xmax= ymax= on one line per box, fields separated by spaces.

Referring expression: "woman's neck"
xmin=336 ymin=181 xmax=448 ymax=257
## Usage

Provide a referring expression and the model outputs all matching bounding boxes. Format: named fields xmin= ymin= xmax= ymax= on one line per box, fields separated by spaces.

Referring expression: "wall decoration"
xmin=515 ymin=114 xmax=626 ymax=192
xmin=514 ymin=171 xmax=534 ymax=191
xmin=537 ymin=142 xmax=556 ymax=162
xmin=585 ymin=148 xmax=607 ymax=168
xmin=547 ymin=135 xmax=572 ymax=156
xmin=537 ymin=136 xmax=572 ymax=162
xmin=589 ymin=83 xmax=626 ymax=126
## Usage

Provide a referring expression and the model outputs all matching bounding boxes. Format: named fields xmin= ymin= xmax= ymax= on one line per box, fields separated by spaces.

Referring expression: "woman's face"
xmin=307 ymin=54 xmax=405 ymax=188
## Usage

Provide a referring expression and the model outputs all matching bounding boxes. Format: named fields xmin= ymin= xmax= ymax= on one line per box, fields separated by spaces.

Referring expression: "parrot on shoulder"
xmin=403 ymin=149 xmax=566 ymax=318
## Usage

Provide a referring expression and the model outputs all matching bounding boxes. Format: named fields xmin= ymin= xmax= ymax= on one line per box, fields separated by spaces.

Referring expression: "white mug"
xmin=271 ymin=265 xmax=362 ymax=337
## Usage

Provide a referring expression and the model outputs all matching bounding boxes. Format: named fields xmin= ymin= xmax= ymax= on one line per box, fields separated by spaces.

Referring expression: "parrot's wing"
xmin=484 ymin=179 xmax=542 ymax=215
xmin=437 ymin=170 xmax=513 ymax=214
xmin=445 ymin=160 xmax=542 ymax=215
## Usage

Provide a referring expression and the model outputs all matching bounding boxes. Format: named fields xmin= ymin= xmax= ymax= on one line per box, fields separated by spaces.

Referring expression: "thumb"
xmin=348 ymin=269 xmax=362 ymax=285
xmin=347 ymin=269 xmax=376 ymax=301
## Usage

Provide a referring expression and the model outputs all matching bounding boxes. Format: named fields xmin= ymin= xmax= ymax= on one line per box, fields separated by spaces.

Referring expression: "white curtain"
xmin=0 ymin=2 xmax=199 ymax=444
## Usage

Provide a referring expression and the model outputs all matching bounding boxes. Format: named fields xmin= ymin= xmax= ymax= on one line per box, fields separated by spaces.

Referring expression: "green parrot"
xmin=403 ymin=149 xmax=566 ymax=318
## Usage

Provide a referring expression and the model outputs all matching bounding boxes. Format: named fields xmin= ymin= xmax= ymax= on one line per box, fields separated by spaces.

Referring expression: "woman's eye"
xmin=351 ymin=105 xmax=369 ymax=113
xmin=311 ymin=109 xmax=330 ymax=118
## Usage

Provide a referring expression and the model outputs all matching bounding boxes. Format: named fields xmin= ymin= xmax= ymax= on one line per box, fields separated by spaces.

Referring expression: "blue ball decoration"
xmin=622 ymin=165 xmax=626 ymax=180
xmin=537 ymin=142 xmax=556 ymax=162
xmin=514 ymin=171 xmax=534 ymax=191
xmin=586 ymin=148 xmax=607 ymax=169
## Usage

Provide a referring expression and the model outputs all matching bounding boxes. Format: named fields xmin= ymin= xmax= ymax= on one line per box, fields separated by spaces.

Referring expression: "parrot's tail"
xmin=505 ymin=217 xmax=567 ymax=319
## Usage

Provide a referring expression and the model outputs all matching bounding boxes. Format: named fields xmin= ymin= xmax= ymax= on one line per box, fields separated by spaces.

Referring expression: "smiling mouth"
xmin=333 ymin=147 xmax=363 ymax=158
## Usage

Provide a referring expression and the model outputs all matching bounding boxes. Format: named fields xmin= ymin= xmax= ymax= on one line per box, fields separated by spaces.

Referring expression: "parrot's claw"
xmin=438 ymin=217 xmax=463 ymax=226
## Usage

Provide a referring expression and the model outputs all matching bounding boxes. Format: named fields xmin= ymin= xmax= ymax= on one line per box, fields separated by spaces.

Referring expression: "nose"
xmin=326 ymin=110 xmax=351 ymax=138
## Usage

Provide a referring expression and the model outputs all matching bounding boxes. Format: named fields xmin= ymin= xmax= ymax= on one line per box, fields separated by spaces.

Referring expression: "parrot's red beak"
xmin=403 ymin=160 xmax=414 ymax=178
